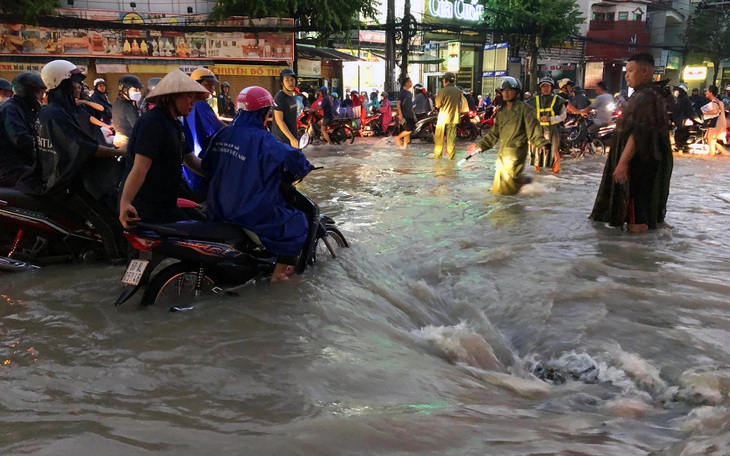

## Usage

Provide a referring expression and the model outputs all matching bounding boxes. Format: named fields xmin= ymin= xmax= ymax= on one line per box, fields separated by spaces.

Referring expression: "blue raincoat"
xmin=202 ymin=110 xmax=312 ymax=257
xmin=183 ymin=100 xmax=225 ymax=194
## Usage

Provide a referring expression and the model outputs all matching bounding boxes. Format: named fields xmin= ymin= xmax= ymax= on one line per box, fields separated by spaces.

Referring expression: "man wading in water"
xmin=589 ymin=53 xmax=673 ymax=233
xmin=470 ymin=77 xmax=549 ymax=195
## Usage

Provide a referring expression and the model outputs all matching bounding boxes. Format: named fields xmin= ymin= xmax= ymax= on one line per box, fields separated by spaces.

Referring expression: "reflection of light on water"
xmin=325 ymin=400 xmax=452 ymax=417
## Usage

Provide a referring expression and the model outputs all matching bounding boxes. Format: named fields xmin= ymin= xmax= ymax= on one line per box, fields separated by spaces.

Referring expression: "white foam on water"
xmin=519 ymin=181 xmax=554 ymax=195
xmin=412 ymin=323 xmax=505 ymax=372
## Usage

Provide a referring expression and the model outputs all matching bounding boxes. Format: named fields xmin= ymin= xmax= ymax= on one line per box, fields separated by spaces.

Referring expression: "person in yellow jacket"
xmin=433 ymin=72 xmax=463 ymax=159
xmin=526 ymin=77 xmax=566 ymax=173
xmin=472 ymin=77 xmax=549 ymax=195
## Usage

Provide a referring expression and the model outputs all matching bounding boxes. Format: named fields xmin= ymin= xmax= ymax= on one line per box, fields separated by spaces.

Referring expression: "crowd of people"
xmin=0 ymin=52 xmax=724 ymax=280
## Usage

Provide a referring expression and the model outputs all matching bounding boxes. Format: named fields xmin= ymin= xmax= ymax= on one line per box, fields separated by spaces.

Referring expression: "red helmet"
xmin=237 ymin=86 xmax=274 ymax=111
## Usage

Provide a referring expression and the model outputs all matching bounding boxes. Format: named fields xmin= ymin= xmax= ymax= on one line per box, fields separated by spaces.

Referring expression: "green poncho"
xmin=478 ymin=101 xmax=549 ymax=195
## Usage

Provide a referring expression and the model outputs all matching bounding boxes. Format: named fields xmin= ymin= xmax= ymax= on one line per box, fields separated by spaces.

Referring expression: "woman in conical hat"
xmin=119 ymin=69 xmax=210 ymax=228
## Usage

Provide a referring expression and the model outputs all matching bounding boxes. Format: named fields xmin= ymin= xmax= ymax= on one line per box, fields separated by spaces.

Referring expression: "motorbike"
xmin=410 ymin=112 xmax=438 ymax=143
xmin=297 ymin=109 xmax=356 ymax=145
xmin=0 ymin=185 xmax=205 ymax=273
xmin=559 ymin=114 xmax=608 ymax=158
xmin=458 ymin=110 xmax=480 ymax=141
xmin=361 ymin=111 xmax=398 ymax=137
xmin=0 ymin=187 xmax=103 ymax=271
xmin=114 ymin=134 xmax=349 ymax=310
xmin=479 ymin=105 xmax=499 ymax=137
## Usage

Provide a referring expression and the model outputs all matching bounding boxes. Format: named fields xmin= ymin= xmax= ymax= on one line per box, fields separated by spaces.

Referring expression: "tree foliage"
xmin=683 ymin=4 xmax=730 ymax=85
xmin=210 ymin=0 xmax=379 ymax=43
xmin=482 ymin=0 xmax=583 ymax=90
xmin=0 ymin=0 xmax=59 ymax=21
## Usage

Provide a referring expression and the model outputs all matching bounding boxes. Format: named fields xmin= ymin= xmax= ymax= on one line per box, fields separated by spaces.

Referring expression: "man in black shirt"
xmin=395 ymin=77 xmax=415 ymax=149
xmin=119 ymin=69 xmax=210 ymax=228
xmin=217 ymin=81 xmax=236 ymax=118
xmin=272 ymin=68 xmax=300 ymax=148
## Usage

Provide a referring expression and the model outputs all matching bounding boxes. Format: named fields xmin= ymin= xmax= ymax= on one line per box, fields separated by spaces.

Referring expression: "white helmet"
xmin=41 ymin=60 xmax=83 ymax=90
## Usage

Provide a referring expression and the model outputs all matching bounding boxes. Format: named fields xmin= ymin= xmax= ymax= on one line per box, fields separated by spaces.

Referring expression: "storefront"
xmin=421 ymin=0 xmax=486 ymax=94
xmin=0 ymin=11 xmax=294 ymax=99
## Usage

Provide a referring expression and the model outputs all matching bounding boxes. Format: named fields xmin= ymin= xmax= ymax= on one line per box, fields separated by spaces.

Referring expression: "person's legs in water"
xmin=446 ymin=123 xmax=457 ymax=159
xmin=433 ymin=121 xmax=445 ymax=158
xmin=395 ymin=117 xmax=412 ymax=149
xmin=550 ymin=128 xmax=561 ymax=173
xmin=320 ymin=118 xmax=333 ymax=145
xmin=272 ymin=255 xmax=298 ymax=282
xmin=400 ymin=117 xmax=414 ymax=149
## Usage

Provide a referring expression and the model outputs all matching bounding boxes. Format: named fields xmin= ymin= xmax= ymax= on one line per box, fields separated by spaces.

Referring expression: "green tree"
xmin=210 ymin=0 xmax=379 ymax=42
xmin=482 ymin=0 xmax=583 ymax=90
xmin=0 ymin=0 xmax=58 ymax=21
xmin=683 ymin=3 xmax=730 ymax=86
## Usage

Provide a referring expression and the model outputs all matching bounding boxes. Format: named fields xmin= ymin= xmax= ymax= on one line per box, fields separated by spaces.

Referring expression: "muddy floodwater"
xmin=2 ymin=137 xmax=730 ymax=455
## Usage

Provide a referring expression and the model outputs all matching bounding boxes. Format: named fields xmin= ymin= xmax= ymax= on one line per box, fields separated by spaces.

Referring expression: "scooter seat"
xmin=136 ymin=221 xmax=259 ymax=244
xmin=0 ymin=187 xmax=85 ymax=224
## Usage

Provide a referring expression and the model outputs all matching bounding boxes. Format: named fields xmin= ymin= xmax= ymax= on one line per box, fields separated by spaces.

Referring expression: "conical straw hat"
xmin=145 ymin=68 xmax=210 ymax=103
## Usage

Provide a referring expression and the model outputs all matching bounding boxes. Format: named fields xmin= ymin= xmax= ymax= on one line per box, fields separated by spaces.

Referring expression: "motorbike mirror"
xmin=298 ymin=132 xmax=310 ymax=149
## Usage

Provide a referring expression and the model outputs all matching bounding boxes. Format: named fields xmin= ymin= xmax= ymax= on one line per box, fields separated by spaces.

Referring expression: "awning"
xmin=369 ymin=51 xmax=443 ymax=65
xmin=296 ymin=44 xmax=362 ymax=61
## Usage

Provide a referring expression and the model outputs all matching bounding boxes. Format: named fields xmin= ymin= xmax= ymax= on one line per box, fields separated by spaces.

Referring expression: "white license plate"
xmin=121 ymin=259 xmax=149 ymax=286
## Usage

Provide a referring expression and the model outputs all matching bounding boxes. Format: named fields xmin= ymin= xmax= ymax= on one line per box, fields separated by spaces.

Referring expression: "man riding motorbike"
xmin=201 ymin=86 xmax=312 ymax=282
xmin=16 ymin=59 xmax=126 ymax=262
xmin=0 ymin=72 xmax=46 ymax=187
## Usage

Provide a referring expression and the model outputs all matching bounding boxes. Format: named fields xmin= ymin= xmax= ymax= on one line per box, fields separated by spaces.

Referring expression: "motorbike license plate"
xmin=121 ymin=259 xmax=149 ymax=286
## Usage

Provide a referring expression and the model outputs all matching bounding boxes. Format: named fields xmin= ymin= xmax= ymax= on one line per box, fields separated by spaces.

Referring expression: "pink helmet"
xmin=237 ymin=86 xmax=274 ymax=111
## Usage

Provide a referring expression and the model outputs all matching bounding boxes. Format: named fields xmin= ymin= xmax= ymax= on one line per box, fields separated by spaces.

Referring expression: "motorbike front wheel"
xmin=590 ymin=139 xmax=606 ymax=156
xmin=141 ymin=261 xmax=219 ymax=308
xmin=334 ymin=125 xmax=356 ymax=144
xmin=459 ymin=123 xmax=479 ymax=141
xmin=313 ymin=227 xmax=348 ymax=264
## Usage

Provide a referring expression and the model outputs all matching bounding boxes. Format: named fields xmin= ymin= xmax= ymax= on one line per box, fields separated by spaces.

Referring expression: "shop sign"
xmin=0 ymin=11 xmax=294 ymax=62
xmin=427 ymin=0 xmax=484 ymax=21
xmin=209 ymin=64 xmax=288 ymax=76
xmin=447 ymin=41 xmax=460 ymax=72
xmin=298 ymin=59 xmax=322 ymax=77
xmin=653 ymin=66 xmax=665 ymax=75
xmin=683 ymin=66 xmax=707 ymax=80
xmin=321 ymin=61 xmax=334 ymax=78
xmin=96 ymin=64 xmax=129 ymax=73
xmin=358 ymin=31 xmax=386 ymax=44
xmin=482 ymin=71 xmax=507 ymax=77
xmin=0 ymin=62 xmax=87 ymax=73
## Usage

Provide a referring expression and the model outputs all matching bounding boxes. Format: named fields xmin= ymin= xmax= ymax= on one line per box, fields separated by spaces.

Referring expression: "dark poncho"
xmin=590 ymin=82 xmax=673 ymax=229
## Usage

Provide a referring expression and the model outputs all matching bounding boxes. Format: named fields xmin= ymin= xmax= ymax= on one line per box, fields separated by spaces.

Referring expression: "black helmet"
xmin=119 ymin=74 xmax=144 ymax=90
xmin=572 ymin=85 xmax=583 ymax=93
xmin=443 ymin=72 xmax=456 ymax=83
xmin=538 ymin=76 xmax=554 ymax=88
xmin=0 ymin=78 xmax=12 ymax=92
xmin=221 ymin=81 xmax=230 ymax=88
xmin=279 ymin=68 xmax=297 ymax=84
xmin=11 ymin=72 xmax=45 ymax=98
xmin=147 ymin=77 xmax=162 ymax=91
xmin=500 ymin=77 xmax=522 ymax=92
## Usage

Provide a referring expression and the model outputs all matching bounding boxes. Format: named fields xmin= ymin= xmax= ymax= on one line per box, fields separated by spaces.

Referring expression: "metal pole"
xmin=385 ymin=0 xmax=396 ymax=94
xmin=400 ymin=0 xmax=412 ymax=84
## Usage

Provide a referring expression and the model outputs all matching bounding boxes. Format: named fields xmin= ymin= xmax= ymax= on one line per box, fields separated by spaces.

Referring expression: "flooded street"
xmin=2 ymin=136 xmax=730 ymax=455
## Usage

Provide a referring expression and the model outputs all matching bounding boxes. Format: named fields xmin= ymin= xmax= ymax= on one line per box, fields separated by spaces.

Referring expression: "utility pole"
xmin=385 ymin=0 xmax=397 ymax=94
xmin=400 ymin=0 xmax=412 ymax=84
